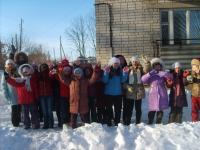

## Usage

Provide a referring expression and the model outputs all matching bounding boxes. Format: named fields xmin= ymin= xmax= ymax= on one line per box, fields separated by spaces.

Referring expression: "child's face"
xmin=63 ymin=67 xmax=71 ymax=75
xmin=132 ymin=61 xmax=139 ymax=67
xmin=113 ymin=63 xmax=120 ymax=69
xmin=175 ymin=67 xmax=180 ymax=73
xmin=75 ymin=74 xmax=82 ymax=80
xmin=154 ymin=63 xmax=162 ymax=71
xmin=6 ymin=63 xmax=14 ymax=72
xmin=192 ymin=65 xmax=199 ymax=74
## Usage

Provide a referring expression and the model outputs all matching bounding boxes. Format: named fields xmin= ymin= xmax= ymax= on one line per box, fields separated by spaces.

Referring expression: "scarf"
xmin=129 ymin=68 xmax=142 ymax=84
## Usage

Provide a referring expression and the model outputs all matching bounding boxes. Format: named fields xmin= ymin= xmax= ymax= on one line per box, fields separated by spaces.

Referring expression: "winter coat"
xmin=188 ymin=72 xmax=200 ymax=97
xmin=169 ymin=70 xmax=188 ymax=107
xmin=69 ymin=79 xmax=89 ymax=114
xmin=141 ymin=71 xmax=172 ymax=111
xmin=59 ymin=81 xmax=70 ymax=98
xmin=7 ymin=74 xmax=38 ymax=104
xmin=1 ymin=75 xmax=18 ymax=105
xmin=38 ymin=72 xmax=53 ymax=97
xmin=102 ymin=71 xmax=128 ymax=96
xmin=95 ymin=80 xmax=105 ymax=107
xmin=123 ymin=66 xmax=145 ymax=100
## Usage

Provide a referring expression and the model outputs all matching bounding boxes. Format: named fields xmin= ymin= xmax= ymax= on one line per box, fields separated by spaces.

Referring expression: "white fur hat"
xmin=151 ymin=58 xmax=164 ymax=68
xmin=172 ymin=62 xmax=181 ymax=69
xmin=130 ymin=56 xmax=139 ymax=63
xmin=5 ymin=59 xmax=15 ymax=66
xmin=108 ymin=57 xmax=120 ymax=66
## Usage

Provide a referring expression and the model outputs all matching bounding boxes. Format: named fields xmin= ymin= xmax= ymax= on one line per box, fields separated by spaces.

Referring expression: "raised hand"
xmin=123 ymin=66 xmax=129 ymax=73
xmin=104 ymin=65 xmax=110 ymax=73
xmin=149 ymin=69 xmax=158 ymax=76
xmin=183 ymin=70 xmax=190 ymax=78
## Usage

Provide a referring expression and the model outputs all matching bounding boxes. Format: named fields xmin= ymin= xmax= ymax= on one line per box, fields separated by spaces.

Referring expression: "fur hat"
xmin=5 ymin=59 xmax=15 ymax=67
xmin=191 ymin=59 xmax=200 ymax=66
xmin=108 ymin=57 xmax=120 ymax=66
xmin=18 ymin=64 xmax=34 ymax=77
xmin=73 ymin=67 xmax=83 ymax=76
xmin=151 ymin=58 xmax=164 ymax=68
xmin=14 ymin=52 xmax=28 ymax=66
xmin=172 ymin=62 xmax=181 ymax=69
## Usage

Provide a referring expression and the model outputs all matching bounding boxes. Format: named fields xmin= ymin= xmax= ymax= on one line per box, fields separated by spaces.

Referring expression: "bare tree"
xmin=26 ymin=44 xmax=50 ymax=64
xmin=86 ymin=12 xmax=96 ymax=56
xmin=66 ymin=17 xmax=88 ymax=57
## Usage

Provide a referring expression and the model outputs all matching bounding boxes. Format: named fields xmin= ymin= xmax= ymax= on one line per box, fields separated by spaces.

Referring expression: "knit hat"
xmin=73 ymin=67 xmax=83 ymax=76
xmin=172 ymin=62 xmax=181 ymax=69
xmin=63 ymin=66 xmax=72 ymax=73
xmin=5 ymin=59 xmax=15 ymax=67
xmin=108 ymin=57 xmax=120 ymax=66
xmin=191 ymin=59 xmax=199 ymax=66
xmin=130 ymin=56 xmax=139 ymax=63
xmin=151 ymin=58 xmax=164 ymax=68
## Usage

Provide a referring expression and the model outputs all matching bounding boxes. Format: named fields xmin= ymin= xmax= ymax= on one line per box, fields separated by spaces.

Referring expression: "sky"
xmin=0 ymin=0 xmax=95 ymax=60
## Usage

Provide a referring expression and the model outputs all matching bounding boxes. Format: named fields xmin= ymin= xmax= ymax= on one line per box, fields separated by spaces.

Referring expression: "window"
xmin=190 ymin=10 xmax=200 ymax=43
xmin=160 ymin=9 xmax=200 ymax=45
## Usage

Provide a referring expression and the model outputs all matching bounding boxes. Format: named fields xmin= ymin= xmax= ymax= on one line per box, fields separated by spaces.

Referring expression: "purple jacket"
xmin=141 ymin=71 xmax=172 ymax=111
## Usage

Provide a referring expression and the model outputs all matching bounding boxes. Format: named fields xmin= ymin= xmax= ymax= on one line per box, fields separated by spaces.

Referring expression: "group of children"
xmin=2 ymin=51 xmax=200 ymax=129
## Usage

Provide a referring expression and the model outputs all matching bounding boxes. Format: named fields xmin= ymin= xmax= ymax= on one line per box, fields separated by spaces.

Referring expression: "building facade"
xmin=95 ymin=0 xmax=200 ymax=68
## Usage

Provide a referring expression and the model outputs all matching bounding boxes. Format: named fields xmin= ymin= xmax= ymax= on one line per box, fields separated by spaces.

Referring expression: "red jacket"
xmin=38 ymin=72 xmax=53 ymax=97
xmin=49 ymin=72 xmax=70 ymax=98
xmin=60 ymin=82 xmax=70 ymax=98
xmin=7 ymin=75 xmax=38 ymax=105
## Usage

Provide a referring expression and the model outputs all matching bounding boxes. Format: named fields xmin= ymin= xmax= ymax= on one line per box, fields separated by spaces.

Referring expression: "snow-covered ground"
xmin=0 ymin=89 xmax=200 ymax=150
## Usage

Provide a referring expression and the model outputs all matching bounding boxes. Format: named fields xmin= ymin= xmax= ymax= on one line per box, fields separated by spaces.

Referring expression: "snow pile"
xmin=0 ymin=89 xmax=200 ymax=150
xmin=1 ymin=122 xmax=200 ymax=150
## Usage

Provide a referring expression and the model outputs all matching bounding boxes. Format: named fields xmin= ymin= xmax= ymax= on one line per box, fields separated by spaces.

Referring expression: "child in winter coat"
xmin=102 ymin=57 xmax=129 ymax=126
xmin=123 ymin=56 xmax=145 ymax=125
xmin=85 ymin=64 xmax=97 ymax=123
xmin=168 ymin=62 xmax=188 ymax=123
xmin=69 ymin=67 xmax=97 ymax=128
xmin=186 ymin=58 xmax=200 ymax=122
xmin=49 ymin=63 xmax=61 ymax=127
xmin=38 ymin=63 xmax=54 ymax=129
xmin=93 ymin=64 xmax=106 ymax=124
xmin=2 ymin=59 xmax=21 ymax=127
xmin=5 ymin=64 xmax=40 ymax=129
xmin=57 ymin=59 xmax=72 ymax=127
xmin=141 ymin=58 xmax=172 ymax=124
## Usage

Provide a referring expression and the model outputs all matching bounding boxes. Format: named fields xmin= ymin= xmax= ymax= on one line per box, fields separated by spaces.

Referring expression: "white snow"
xmin=0 ymin=89 xmax=200 ymax=150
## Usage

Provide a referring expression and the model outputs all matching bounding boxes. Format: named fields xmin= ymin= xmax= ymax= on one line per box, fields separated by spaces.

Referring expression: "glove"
xmin=149 ymin=69 xmax=158 ymax=76
xmin=104 ymin=65 xmax=110 ymax=73
xmin=4 ymin=71 xmax=9 ymax=80
xmin=183 ymin=70 xmax=190 ymax=78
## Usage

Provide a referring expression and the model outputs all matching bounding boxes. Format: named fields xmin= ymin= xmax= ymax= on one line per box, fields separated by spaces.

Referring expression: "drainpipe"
xmin=95 ymin=3 xmax=113 ymax=57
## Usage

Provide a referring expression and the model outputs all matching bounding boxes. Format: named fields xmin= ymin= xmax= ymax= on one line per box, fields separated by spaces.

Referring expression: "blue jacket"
xmin=102 ymin=71 xmax=128 ymax=96
xmin=1 ymin=75 xmax=18 ymax=105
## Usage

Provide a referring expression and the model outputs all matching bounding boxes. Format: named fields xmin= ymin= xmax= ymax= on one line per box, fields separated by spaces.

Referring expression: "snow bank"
xmin=1 ymin=122 xmax=200 ymax=150
xmin=0 ymin=89 xmax=199 ymax=150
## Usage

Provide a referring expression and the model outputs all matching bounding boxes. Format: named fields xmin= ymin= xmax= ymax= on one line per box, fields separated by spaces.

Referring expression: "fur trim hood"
xmin=18 ymin=64 xmax=34 ymax=77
